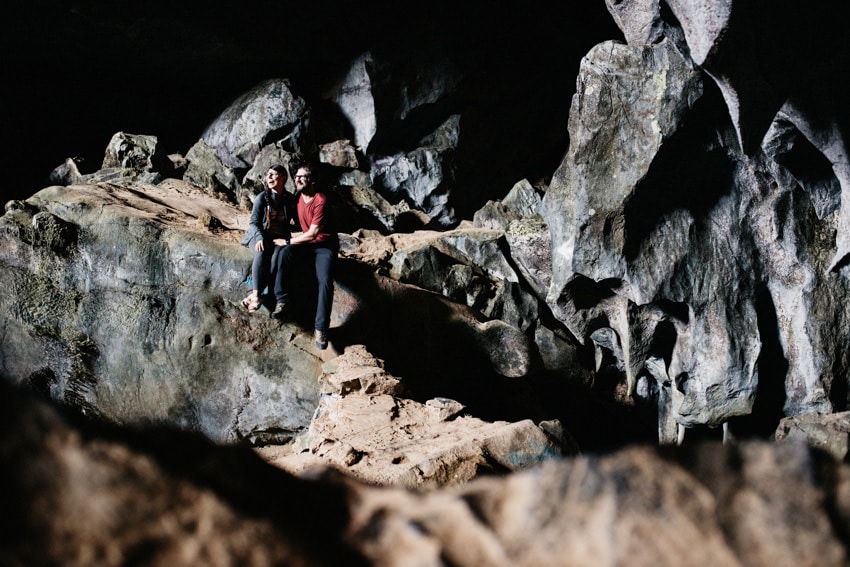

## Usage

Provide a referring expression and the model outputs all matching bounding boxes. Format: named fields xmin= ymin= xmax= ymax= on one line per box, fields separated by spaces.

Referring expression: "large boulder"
xmin=0 ymin=180 xmax=324 ymax=444
xmin=200 ymin=78 xmax=313 ymax=170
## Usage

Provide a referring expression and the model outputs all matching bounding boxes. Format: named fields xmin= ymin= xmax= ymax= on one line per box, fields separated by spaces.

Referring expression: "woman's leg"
xmin=251 ymin=241 xmax=274 ymax=295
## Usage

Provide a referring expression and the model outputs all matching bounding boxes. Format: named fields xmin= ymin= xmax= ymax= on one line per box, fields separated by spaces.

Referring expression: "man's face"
xmin=294 ymin=168 xmax=313 ymax=191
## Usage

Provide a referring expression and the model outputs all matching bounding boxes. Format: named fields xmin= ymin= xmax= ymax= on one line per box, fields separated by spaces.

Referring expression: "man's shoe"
xmin=314 ymin=329 xmax=328 ymax=350
xmin=271 ymin=302 xmax=287 ymax=320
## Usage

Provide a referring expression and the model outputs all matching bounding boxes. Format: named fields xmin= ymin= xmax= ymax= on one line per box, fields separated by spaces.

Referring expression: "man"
xmin=271 ymin=161 xmax=338 ymax=350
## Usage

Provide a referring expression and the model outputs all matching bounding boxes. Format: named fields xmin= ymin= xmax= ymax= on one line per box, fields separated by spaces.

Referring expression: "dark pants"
xmin=250 ymin=239 xmax=276 ymax=294
xmin=274 ymin=243 xmax=337 ymax=332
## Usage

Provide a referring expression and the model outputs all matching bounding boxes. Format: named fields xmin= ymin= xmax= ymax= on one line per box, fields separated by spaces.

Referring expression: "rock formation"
xmin=3 ymin=377 xmax=850 ymax=566
xmin=3 ymin=0 xmax=850 ymax=564
xmin=542 ymin=0 xmax=850 ymax=444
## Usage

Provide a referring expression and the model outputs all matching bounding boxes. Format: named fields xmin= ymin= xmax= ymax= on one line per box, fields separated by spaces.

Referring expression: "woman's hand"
xmin=254 ymin=240 xmax=265 ymax=252
xmin=273 ymin=238 xmax=288 ymax=247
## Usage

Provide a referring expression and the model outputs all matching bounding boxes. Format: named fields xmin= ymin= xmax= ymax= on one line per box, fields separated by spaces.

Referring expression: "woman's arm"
xmin=248 ymin=194 xmax=267 ymax=251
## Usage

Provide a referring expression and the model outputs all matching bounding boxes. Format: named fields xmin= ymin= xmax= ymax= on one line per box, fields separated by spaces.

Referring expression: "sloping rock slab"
xmin=0 ymin=181 xmax=323 ymax=444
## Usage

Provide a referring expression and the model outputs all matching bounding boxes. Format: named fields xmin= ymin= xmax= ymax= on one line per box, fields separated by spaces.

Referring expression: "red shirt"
xmin=297 ymin=192 xmax=334 ymax=244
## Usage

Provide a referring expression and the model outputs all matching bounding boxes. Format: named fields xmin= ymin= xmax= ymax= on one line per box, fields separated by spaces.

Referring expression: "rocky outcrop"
xmin=0 ymin=176 xmax=578 ymax=446
xmin=543 ymin=2 xmax=850 ymax=443
xmin=11 ymin=0 xmax=850 ymax=451
xmin=0 ymin=181 xmax=329 ymax=445
xmin=4 ymin=377 xmax=849 ymax=566
xmin=261 ymin=345 xmax=577 ymax=488
xmin=776 ymin=411 xmax=850 ymax=462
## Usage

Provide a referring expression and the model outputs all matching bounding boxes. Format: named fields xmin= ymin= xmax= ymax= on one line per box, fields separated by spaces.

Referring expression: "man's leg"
xmin=313 ymin=245 xmax=336 ymax=333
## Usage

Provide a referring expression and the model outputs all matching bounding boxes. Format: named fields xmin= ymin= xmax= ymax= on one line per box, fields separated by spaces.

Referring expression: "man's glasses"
xmin=295 ymin=175 xmax=312 ymax=180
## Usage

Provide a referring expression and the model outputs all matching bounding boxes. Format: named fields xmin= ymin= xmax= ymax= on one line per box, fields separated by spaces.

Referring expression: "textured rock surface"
xmin=260 ymin=345 xmax=576 ymax=488
xmin=4 ymin=378 xmax=850 ymax=566
xmin=1 ymin=180 xmax=573 ymax=447
xmin=0 ymin=181 xmax=324 ymax=444
xmin=4 ymin=2 xmax=850 ymax=562
xmin=541 ymin=5 xmax=850 ymax=443
xmin=776 ymin=411 xmax=850 ymax=462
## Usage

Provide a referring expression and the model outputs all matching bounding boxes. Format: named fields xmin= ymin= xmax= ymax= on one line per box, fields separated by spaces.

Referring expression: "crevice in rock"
xmin=623 ymin=88 xmax=737 ymax=262
xmin=829 ymin=346 xmax=850 ymax=413
xmin=727 ymin=286 xmax=787 ymax=439
xmin=764 ymin=114 xmax=842 ymax=220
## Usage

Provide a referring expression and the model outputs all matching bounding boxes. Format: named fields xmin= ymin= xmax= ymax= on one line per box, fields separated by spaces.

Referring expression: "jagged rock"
xmin=331 ymin=260 xmax=535 ymax=381
xmin=472 ymin=179 xmax=552 ymax=300
xmin=260 ymin=345 xmax=576 ymax=488
xmin=332 ymin=184 xmax=430 ymax=234
xmin=386 ymin=227 xmax=519 ymax=301
xmin=371 ymin=115 xmax=459 ymax=227
xmin=604 ymin=0 xmax=666 ymax=46
xmin=49 ymin=157 xmax=85 ymax=186
xmin=31 ymin=211 xmax=77 ymax=253
xmin=542 ymin=8 xmax=850 ymax=446
xmin=542 ymin=37 xmax=704 ymax=291
xmin=328 ymin=53 xmax=378 ymax=152
xmin=504 ymin=217 xmax=552 ymax=300
xmin=766 ymin=102 xmax=850 ymax=272
xmin=319 ymin=139 xmax=360 ymax=169
xmin=5 ymin=377 xmax=850 ymax=566
xmin=101 ymin=132 xmax=158 ymax=172
xmin=776 ymin=411 xmax=850 ymax=461
xmin=200 ymin=78 xmax=313 ymax=170
xmin=500 ymin=178 xmax=543 ymax=218
xmin=183 ymin=139 xmax=241 ymax=201
xmin=663 ymin=1 xmax=850 ymax=157
xmin=46 ymin=132 xmax=165 ymax=187
xmin=317 ymin=344 xmax=403 ymax=397
xmin=473 ymin=178 xmax=542 ymax=232
xmin=337 ymin=47 xmax=463 ymax=156
xmin=338 ymin=225 xmax=571 ymax=376
xmin=182 ymin=78 xmax=318 ymax=204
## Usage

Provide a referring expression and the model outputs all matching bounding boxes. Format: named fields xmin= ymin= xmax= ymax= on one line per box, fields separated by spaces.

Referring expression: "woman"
xmin=240 ymin=165 xmax=294 ymax=312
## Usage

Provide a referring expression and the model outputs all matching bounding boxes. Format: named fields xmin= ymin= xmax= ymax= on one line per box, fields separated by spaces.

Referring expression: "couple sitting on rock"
xmin=240 ymin=160 xmax=338 ymax=350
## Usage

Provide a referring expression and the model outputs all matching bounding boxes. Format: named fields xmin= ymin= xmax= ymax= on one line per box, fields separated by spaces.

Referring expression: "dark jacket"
xmin=241 ymin=190 xmax=295 ymax=248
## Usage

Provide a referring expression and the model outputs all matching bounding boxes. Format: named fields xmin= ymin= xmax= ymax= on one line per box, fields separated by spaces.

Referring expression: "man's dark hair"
xmin=292 ymin=158 xmax=318 ymax=177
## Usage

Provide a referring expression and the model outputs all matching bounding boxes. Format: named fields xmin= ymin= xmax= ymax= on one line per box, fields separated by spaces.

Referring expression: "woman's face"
xmin=265 ymin=168 xmax=286 ymax=191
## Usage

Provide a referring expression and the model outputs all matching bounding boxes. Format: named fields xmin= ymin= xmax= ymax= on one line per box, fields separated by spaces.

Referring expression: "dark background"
xmin=2 ymin=1 xmax=621 ymax=203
